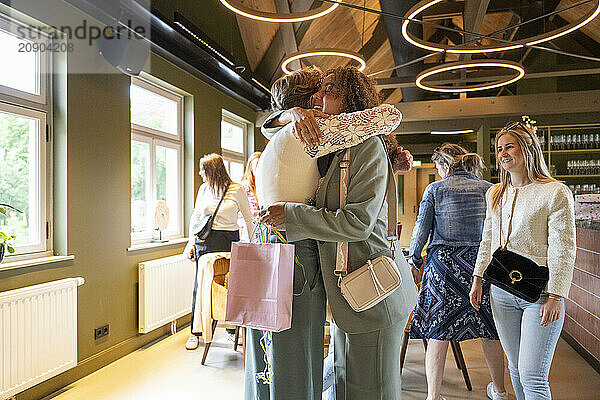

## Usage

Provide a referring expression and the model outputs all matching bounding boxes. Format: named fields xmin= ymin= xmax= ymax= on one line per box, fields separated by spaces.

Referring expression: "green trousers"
xmin=244 ymin=238 xmax=326 ymax=400
xmin=333 ymin=319 xmax=407 ymax=400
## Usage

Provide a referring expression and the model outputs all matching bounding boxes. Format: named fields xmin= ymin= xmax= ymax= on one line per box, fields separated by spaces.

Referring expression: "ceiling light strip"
xmin=174 ymin=21 xmax=235 ymax=67
xmin=219 ymin=0 xmax=341 ymax=23
xmin=281 ymin=49 xmax=366 ymax=75
xmin=415 ymin=60 xmax=525 ymax=93
xmin=431 ymin=130 xmax=475 ymax=135
xmin=401 ymin=0 xmax=600 ymax=54
xmin=252 ymin=78 xmax=271 ymax=94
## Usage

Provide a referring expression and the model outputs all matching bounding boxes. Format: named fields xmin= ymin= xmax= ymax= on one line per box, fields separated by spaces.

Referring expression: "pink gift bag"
xmin=225 ymin=241 xmax=295 ymax=332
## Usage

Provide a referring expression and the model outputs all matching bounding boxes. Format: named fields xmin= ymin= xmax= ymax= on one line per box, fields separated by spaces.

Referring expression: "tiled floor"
xmin=46 ymin=327 xmax=600 ymax=400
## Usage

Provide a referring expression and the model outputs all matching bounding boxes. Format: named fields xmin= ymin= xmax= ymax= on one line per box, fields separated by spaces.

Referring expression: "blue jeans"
xmin=323 ymin=324 xmax=336 ymax=400
xmin=490 ymin=286 xmax=565 ymax=400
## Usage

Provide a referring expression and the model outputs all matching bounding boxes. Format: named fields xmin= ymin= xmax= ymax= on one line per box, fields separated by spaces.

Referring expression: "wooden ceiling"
xmin=231 ymin=0 xmax=600 ymax=103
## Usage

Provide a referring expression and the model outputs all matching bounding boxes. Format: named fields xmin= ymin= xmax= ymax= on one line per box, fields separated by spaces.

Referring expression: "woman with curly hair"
xmin=259 ymin=66 xmax=415 ymax=399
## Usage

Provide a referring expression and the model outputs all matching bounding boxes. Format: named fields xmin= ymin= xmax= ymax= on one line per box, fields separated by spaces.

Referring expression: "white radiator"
xmin=0 ymin=277 xmax=85 ymax=400
xmin=138 ymin=254 xmax=195 ymax=334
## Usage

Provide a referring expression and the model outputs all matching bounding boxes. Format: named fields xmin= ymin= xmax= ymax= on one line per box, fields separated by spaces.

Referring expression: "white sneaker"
xmin=185 ymin=334 xmax=200 ymax=350
xmin=487 ymin=382 xmax=508 ymax=400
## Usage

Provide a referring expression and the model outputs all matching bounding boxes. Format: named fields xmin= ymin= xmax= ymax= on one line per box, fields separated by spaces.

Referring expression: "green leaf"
xmin=0 ymin=207 xmax=6 ymax=215
xmin=7 ymin=245 xmax=15 ymax=253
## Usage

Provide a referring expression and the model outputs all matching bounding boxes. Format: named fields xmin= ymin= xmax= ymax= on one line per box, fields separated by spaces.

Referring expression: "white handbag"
xmin=335 ymin=148 xmax=402 ymax=312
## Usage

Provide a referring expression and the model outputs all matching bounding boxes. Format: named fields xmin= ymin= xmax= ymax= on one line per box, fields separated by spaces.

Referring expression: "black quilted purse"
xmin=483 ymin=188 xmax=549 ymax=303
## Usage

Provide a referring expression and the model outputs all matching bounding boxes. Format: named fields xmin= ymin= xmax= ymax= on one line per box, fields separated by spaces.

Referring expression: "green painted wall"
xmin=0 ymin=2 xmax=258 ymax=399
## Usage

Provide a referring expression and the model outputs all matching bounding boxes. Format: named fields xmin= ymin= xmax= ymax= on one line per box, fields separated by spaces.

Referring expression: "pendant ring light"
xmin=415 ymin=60 xmax=525 ymax=92
xmin=219 ymin=0 xmax=341 ymax=23
xmin=402 ymin=0 xmax=600 ymax=53
xmin=281 ymin=49 xmax=366 ymax=75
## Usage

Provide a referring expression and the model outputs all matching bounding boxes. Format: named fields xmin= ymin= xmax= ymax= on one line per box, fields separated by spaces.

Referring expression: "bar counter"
xmin=563 ymin=219 xmax=600 ymax=372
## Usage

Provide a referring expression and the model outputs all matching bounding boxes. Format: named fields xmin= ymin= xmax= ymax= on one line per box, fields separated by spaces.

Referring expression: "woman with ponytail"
xmin=470 ymin=122 xmax=575 ymax=400
xmin=409 ymin=143 xmax=507 ymax=400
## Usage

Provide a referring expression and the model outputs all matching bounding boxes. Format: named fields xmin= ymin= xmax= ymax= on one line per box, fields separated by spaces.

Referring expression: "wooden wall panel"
xmin=572 ymin=268 xmax=600 ymax=296
xmin=576 ymin=227 xmax=600 ymax=276
xmin=565 ymin=226 xmax=600 ymax=370
xmin=565 ymin=297 xmax=600 ymax=337
xmin=564 ymin=314 xmax=600 ymax=361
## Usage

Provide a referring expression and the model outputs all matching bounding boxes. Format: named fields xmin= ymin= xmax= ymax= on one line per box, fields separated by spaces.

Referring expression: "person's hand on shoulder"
xmin=281 ymin=107 xmax=328 ymax=147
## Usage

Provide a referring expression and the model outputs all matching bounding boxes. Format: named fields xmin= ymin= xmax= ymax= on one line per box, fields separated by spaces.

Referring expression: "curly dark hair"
xmin=325 ymin=67 xmax=408 ymax=168
xmin=324 ymin=66 xmax=381 ymax=113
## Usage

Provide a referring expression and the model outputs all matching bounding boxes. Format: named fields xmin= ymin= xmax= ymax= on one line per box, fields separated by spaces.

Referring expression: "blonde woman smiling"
xmin=470 ymin=121 xmax=575 ymax=400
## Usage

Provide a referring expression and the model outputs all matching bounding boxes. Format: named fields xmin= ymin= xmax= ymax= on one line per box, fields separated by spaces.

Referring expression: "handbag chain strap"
xmin=500 ymin=187 xmax=518 ymax=249
xmin=334 ymin=141 xmax=399 ymax=283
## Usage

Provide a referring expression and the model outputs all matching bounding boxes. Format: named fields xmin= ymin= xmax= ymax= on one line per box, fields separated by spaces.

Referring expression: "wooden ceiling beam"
xmin=254 ymin=0 xmax=316 ymax=84
xmin=358 ymin=17 xmax=388 ymax=61
xmin=376 ymin=63 xmax=600 ymax=88
xmin=393 ymin=89 xmax=600 ymax=122
xmin=421 ymin=0 xmax=520 ymax=20
xmin=274 ymin=0 xmax=300 ymax=71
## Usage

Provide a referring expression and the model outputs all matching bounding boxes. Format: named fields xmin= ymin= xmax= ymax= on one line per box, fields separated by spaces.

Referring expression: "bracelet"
xmin=473 ymin=275 xmax=483 ymax=279
xmin=547 ymin=294 xmax=562 ymax=301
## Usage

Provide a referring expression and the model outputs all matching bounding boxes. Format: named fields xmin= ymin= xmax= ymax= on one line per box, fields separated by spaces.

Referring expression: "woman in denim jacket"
xmin=408 ymin=144 xmax=507 ymax=400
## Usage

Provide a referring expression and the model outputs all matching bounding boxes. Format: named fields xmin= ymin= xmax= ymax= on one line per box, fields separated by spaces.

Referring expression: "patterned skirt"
xmin=409 ymin=245 xmax=499 ymax=341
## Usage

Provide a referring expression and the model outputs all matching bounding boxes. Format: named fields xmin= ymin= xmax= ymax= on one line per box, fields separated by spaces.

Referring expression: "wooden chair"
xmin=199 ymin=256 xmax=243 ymax=365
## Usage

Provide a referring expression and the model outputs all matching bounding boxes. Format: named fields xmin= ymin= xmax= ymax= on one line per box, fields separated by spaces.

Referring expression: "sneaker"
xmin=185 ymin=334 xmax=200 ymax=350
xmin=487 ymin=382 xmax=508 ymax=400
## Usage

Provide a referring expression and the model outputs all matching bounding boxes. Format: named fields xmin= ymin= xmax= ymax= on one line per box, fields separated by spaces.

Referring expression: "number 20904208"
xmin=18 ymin=42 xmax=74 ymax=53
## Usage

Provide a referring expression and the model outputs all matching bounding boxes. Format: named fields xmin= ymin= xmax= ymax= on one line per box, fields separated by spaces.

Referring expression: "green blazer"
xmin=285 ymin=137 xmax=408 ymax=334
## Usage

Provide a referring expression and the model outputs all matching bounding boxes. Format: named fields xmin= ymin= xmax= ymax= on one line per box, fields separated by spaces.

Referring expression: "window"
xmin=130 ymin=77 xmax=183 ymax=243
xmin=0 ymin=15 xmax=51 ymax=259
xmin=0 ymin=16 xmax=48 ymax=103
xmin=221 ymin=113 xmax=247 ymax=182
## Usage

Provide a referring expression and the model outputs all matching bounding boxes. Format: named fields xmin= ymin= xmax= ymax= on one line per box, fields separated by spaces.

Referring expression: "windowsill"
xmin=0 ymin=255 xmax=75 ymax=272
xmin=127 ymin=237 xmax=188 ymax=253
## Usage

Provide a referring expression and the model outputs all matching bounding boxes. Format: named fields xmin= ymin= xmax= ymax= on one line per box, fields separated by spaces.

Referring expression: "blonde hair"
xmin=431 ymin=143 xmax=485 ymax=177
xmin=270 ymin=67 xmax=322 ymax=110
xmin=490 ymin=123 xmax=556 ymax=210
xmin=241 ymin=151 xmax=261 ymax=193
xmin=199 ymin=153 xmax=232 ymax=197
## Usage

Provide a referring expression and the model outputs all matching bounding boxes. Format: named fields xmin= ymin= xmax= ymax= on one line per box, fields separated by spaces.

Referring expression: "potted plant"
xmin=0 ymin=203 xmax=21 ymax=263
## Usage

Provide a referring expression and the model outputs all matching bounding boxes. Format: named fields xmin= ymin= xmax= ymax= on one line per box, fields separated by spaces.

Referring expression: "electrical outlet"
xmin=94 ymin=324 xmax=109 ymax=340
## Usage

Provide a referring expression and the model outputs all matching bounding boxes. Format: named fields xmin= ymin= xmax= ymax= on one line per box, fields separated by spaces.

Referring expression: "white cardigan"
xmin=256 ymin=104 xmax=402 ymax=208
xmin=184 ymin=182 xmax=253 ymax=255
xmin=473 ymin=181 xmax=576 ymax=298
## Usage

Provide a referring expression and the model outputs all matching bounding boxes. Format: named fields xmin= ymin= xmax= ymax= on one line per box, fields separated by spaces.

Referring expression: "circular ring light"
xmin=281 ymin=49 xmax=366 ymax=75
xmin=402 ymin=0 xmax=600 ymax=53
xmin=431 ymin=129 xmax=475 ymax=135
xmin=219 ymin=0 xmax=341 ymax=23
xmin=415 ymin=60 xmax=525 ymax=92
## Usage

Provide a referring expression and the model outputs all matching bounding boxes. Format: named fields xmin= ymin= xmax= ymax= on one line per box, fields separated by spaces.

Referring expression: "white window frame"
xmin=0 ymin=15 xmax=49 ymax=105
xmin=0 ymin=103 xmax=49 ymax=256
xmin=131 ymin=77 xmax=183 ymax=141
xmin=0 ymin=12 xmax=52 ymax=261
xmin=130 ymin=77 xmax=184 ymax=245
xmin=221 ymin=112 xmax=247 ymax=179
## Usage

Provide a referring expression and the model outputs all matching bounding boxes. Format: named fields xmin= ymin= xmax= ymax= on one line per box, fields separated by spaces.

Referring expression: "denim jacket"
xmin=409 ymin=171 xmax=492 ymax=267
